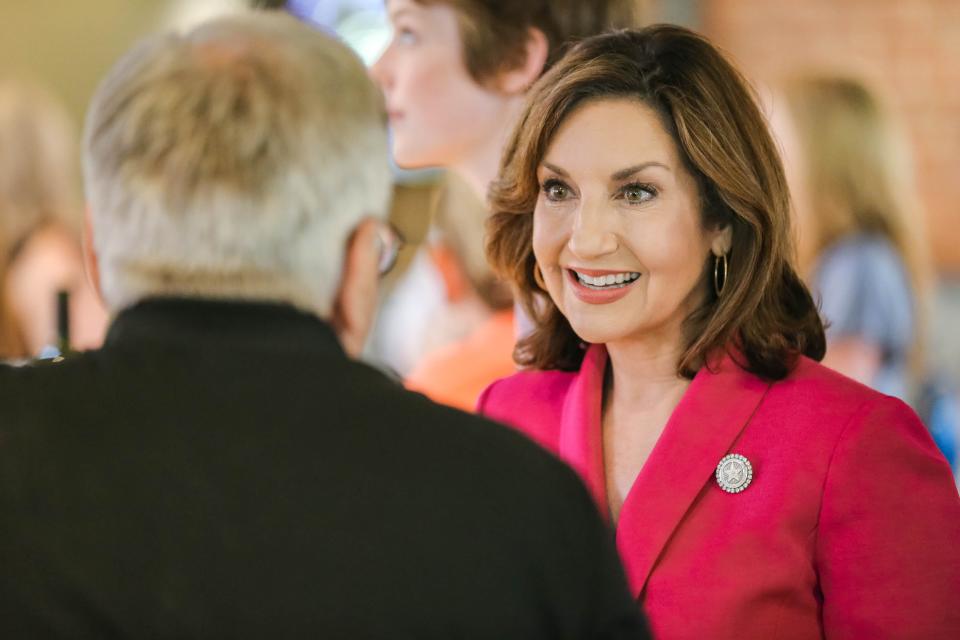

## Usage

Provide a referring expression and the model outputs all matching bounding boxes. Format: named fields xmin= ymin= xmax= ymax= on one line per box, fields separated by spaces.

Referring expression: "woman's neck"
xmin=604 ymin=333 xmax=690 ymax=411
xmin=601 ymin=333 xmax=691 ymax=525
xmin=450 ymin=95 xmax=525 ymax=201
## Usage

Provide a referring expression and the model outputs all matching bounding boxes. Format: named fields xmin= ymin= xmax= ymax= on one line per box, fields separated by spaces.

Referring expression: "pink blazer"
xmin=478 ymin=344 xmax=960 ymax=640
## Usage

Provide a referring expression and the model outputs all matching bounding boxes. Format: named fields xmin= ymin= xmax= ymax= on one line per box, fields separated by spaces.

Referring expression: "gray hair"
xmin=83 ymin=11 xmax=391 ymax=316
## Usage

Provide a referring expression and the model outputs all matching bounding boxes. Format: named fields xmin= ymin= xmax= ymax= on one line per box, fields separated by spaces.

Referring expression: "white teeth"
xmin=574 ymin=270 xmax=640 ymax=289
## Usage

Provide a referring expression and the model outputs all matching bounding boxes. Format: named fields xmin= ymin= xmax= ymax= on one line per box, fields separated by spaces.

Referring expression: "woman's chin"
xmin=564 ymin=320 xmax=627 ymax=347
xmin=391 ymin=141 xmax=442 ymax=171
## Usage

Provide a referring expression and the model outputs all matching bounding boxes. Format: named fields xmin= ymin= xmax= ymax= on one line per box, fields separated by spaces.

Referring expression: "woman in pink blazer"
xmin=480 ymin=25 xmax=960 ymax=639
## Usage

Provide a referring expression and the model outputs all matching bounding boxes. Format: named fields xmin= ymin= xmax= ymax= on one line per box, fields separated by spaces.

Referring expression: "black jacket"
xmin=0 ymin=298 xmax=647 ymax=639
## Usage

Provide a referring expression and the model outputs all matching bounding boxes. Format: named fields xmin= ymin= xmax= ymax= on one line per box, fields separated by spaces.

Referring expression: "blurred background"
xmin=0 ymin=0 xmax=957 ymax=381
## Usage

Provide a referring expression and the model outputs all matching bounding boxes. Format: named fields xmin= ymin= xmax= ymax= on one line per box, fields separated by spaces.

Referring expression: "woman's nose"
xmin=369 ymin=48 xmax=391 ymax=89
xmin=568 ymin=202 xmax=618 ymax=259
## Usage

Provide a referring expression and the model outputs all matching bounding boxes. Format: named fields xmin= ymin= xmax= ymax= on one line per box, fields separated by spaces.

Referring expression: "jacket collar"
xmin=104 ymin=297 xmax=345 ymax=358
xmin=558 ymin=345 xmax=609 ymax=512
xmin=558 ymin=344 xmax=770 ymax=598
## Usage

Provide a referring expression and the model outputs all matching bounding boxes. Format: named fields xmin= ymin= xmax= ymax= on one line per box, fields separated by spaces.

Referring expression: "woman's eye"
xmin=395 ymin=27 xmax=418 ymax=45
xmin=543 ymin=180 xmax=571 ymax=201
xmin=620 ymin=183 xmax=656 ymax=204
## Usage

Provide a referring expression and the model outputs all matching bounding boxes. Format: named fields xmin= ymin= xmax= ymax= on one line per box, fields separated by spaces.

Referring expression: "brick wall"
xmin=700 ymin=0 xmax=960 ymax=272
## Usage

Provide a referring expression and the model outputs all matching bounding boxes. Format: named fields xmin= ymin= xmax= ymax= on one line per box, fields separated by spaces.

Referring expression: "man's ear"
xmin=496 ymin=27 xmax=548 ymax=95
xmin=711 ymin=224 xmax=733 ymax=256
xmin=331 ymin=219 xmax=381 ymax=358
xmin=82 ymin=208 xmax=105 ymax=304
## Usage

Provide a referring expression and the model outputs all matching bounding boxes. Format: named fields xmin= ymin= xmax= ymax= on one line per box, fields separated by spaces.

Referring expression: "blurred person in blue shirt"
xmin=773 ymin=73 xmax=957 ymax=469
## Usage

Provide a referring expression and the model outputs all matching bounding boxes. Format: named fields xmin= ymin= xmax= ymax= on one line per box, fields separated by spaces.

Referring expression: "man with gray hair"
xmin=0 ymin=11 xmax=647 ymax=639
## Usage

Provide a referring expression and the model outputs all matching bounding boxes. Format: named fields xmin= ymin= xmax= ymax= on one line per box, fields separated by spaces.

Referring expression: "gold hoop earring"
xmin=714 ymin=253 xmax=728 ymax=297
xmin=533 ymin=263 xmax=548 ymax=291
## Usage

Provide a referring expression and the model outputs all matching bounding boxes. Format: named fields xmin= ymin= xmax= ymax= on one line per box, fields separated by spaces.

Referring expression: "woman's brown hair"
xmin=487 ymin=25 xmax=826 ymax=380
xmin=417 ymin=0 xmax=640 ymax=82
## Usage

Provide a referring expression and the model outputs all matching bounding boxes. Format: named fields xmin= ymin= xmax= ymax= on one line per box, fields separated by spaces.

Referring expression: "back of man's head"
xmin=83 ymin=12 xmax=390 ymax=317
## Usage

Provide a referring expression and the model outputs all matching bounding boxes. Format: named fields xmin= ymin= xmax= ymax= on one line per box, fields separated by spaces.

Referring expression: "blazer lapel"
xmin=558 ymin=344 xmax=610 ymax=518
xmin=615 ymin=353 xmax=771 ymax=598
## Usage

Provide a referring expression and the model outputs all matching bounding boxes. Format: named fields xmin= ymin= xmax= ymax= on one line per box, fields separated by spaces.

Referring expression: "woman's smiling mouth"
xmin=566 ymin=268 xmax=641 ymax=304
xmin=572 ymin=269 xmax=640 ymax=289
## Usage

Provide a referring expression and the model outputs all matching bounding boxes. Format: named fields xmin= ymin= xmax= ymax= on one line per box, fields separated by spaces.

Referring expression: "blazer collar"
xmin=558 ymin=344 xmax=609 ymax=512
xmin=559 ymin=344 xmax=771 ymax=598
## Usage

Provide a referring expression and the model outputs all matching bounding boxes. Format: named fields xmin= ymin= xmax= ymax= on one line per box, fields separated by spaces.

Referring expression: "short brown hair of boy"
xmin=417 ymin=0 xmax=640 ymax=82
xmin=487 ymin=25 xmax=826 ymax=381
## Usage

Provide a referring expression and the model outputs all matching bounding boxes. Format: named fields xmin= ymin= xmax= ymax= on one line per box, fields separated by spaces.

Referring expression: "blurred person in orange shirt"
xmin=403 ymin=175 xmax=515 ymax=410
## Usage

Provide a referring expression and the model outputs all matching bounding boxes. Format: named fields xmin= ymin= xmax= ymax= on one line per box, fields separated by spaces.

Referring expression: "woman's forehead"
xmin=540 ymin=99 xmax=680 ymax=177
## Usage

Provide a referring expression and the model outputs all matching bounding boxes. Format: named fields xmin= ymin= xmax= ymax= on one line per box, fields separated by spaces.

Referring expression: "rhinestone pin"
xmin=715 ymin=453 xmax=753 ymax=494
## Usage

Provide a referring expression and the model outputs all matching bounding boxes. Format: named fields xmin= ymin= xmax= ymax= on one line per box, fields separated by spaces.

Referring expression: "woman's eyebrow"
xmin=389 ymin=6 xmax=418 ymax=21
xmin=611 ymin=162 xmax=671 ymax=181
xmin=540 ymin=161 xmax=569 ymax=177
